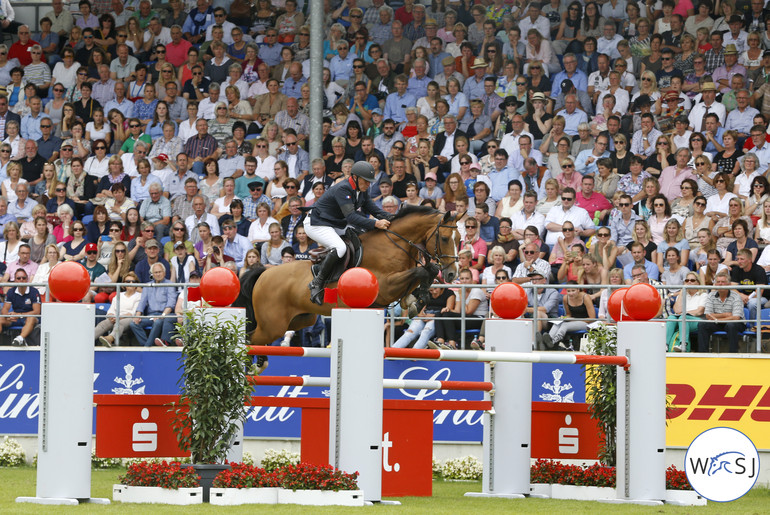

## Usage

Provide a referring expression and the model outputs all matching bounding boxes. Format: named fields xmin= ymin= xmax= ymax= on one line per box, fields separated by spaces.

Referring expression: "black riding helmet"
xmin=351 ymin=161 xmax=377 ymax=182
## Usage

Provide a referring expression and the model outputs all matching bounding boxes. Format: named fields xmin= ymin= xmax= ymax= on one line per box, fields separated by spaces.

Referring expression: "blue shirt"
xmin=705 ymin=126 xmax=727 ymax=153
xmin=623 ymin=259 xmax=660 ymax=281
xmin=282 ymin=75 xmax=308 ymax=99
xmin=556 ymin=108 xmax=589 ymax=136
xmin=104 ymin=98 xmax=135 ymax=119
xmin=258 ymin=43 xmax=283 ymax=67
xmin=135 ymin=277 xmax=177 ymax=313
xmin=21 ymin=112 xmax=50 ymax=141
xmin=550 ymin=69 xmax=589 ymax=97
xmin=427 ymin=52 xmax=450 ymax=78
xmin=462 ymin=76 xmax=486 ymax=101
xmin=383 ymin=91 xmax=417 ymax=123
xmin=407 ymin=75 xmax=431 ymax=98
xmin=329 ymin=53 xmax=356 ymax=82
xmin=224 ymin=233 xmax=252 ymax=268
xmin=488 ymin=166 xmax=520 ymax=201
xmin=575 ymin=149 xmax=610 ymax=176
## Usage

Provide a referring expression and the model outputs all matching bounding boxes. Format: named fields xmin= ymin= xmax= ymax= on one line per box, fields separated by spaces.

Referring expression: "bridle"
xmin=383 ymin=216 xmax=459 ymax=280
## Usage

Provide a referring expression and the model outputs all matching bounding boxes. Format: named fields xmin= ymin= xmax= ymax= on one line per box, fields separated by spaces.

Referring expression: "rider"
xmin=304 ymin=161 xmax=392 ymax=305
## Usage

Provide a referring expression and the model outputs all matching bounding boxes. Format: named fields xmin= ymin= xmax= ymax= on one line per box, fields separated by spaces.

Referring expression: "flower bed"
xmin=116 ymin=460 xmax=362 ymax=506
xmin=530 ymin=459 xmax=692 ymax=491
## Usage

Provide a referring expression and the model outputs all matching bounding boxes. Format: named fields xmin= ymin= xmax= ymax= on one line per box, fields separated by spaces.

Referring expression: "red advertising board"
xmin=94 ymin=395 xmax=600 ymax=497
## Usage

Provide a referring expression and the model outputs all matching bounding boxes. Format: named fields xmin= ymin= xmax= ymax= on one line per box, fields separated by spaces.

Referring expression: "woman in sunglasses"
xmin=60 ymin=221 xmax=88 ymax=261
xmin=704 ymin=172 xmax=738 ymax=222
xmin=665 ymin=271 xmax=706 ymax=352
xmin=95 ymin=271 xmax=141 ymax=348
xmin=714 ymin=198 xmax=752 ymax=255
xmin=588 ymin=227 xmax=618 ymax=270
xmin=32 ymin=244 xmax=62 ymax=297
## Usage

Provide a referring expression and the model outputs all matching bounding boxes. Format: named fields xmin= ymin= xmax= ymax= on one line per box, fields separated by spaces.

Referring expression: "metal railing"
xmin=384 ymin=282 xmax=770 ymax=353
xmin=0 ymin=281 xmax=196 ymax=348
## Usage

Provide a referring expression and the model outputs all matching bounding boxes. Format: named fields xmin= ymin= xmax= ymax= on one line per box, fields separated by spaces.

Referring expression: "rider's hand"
xmin=375 ymin=219 xmax=390 ymax=230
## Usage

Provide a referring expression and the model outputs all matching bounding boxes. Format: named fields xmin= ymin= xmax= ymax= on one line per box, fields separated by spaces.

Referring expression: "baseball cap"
xmin=85 ymin=243 xmax=98 ymax=252
xmin=442 ymin=56 xmax=455 ymax=66
xmin=145 ymin=239 xmax=159 ymax=248
xmin=155 ymin=153 xmax=169 ymax=162
xmin=424 ymin=172 xmax=437 ymax=181
xmin=527 ymin=271 xmax=545 ymax=278
xmin=560 ymin=79 xmax=574 ymax=92
xmin=174 ymin=241 xmax=185 ymax=249
xmin=371 ymin=107 xmax=382 ymax=115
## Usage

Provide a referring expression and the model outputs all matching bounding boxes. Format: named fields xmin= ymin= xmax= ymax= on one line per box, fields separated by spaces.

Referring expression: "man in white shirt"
xmin=725 ymin=89 xmax=759 ymax=138
xmin=205 ymin=8 xmax=237 ymax=45
xmin=749 ymin=124 xmax=770 ymax=172
xmin=499 ymin=114 xmax=533 ymax=157
xmin=185 ymin=195 xmax=220 ymax=238
xmin=197 ymin=83 xmax=222 ymax=121
xmin=143 ymin=17 xmax=172 ymax=52
xmin=543 ymin=188 xmax=595 ymax=246
xmin=511 ymin=191 xmax=545 ymax=242
xmin=596 ymin=21 xmax=623 ymax=60
xmin=688 ymin=82 xmax=726 ymax=132
xmin=519 ymin=4 xmax=550 ymax=39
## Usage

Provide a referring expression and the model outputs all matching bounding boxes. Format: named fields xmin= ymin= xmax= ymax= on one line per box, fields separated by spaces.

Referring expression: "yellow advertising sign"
xmin=666 ymin=356 xmax=770 ymax=450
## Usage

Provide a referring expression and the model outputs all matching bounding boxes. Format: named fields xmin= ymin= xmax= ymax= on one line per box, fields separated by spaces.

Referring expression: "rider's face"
xmin=357 ymin=177 xmax=371 ymax=190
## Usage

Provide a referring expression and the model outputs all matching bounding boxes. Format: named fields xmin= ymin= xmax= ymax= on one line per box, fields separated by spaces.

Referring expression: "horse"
xmin=235 ymin=205 xmax=459 ymax=346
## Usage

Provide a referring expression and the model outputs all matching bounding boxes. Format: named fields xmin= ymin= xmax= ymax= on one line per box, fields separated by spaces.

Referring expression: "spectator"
xmin=96 ymin=272 xmax=141 ymax=347
xmin=697 ymin=271 xmax=745 ymax=352
xmin=130 ymin=262 xmax=177 ymax=347
xmin=2 ymin=268 xmax=41 ymax=347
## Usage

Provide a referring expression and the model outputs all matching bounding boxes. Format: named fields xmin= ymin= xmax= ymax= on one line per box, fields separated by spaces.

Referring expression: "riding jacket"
xmin=309 ymin=179 xmax=391 ymax=231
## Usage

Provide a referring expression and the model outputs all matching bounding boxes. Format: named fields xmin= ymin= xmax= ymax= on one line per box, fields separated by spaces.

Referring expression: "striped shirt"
xmin=183 ymin=133 xmax=218 ymax=160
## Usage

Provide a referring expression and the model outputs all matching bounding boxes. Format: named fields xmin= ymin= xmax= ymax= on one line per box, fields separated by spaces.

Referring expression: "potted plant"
xmin=209 ymin=463 xmax=281 ymax=505
xmin=171 ymin=309 xmax=254 ymax=502
xmin=277 ymin=462 xmax=364 ymax=506
xmin=113 ymin=461 xmax=202 ymax=505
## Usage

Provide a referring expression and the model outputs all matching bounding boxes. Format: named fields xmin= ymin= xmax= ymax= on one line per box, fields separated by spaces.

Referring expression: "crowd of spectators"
xmin=2 ymin=0 xmax=770 ymax=352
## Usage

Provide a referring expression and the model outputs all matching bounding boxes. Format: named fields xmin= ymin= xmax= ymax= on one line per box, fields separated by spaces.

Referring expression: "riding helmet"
xmin=351 ymin=161 xmax=377 ymax=182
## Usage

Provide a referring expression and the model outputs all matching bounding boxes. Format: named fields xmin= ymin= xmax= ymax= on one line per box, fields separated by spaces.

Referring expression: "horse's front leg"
xmin=379 ymin=266 xmax=438 ymax=317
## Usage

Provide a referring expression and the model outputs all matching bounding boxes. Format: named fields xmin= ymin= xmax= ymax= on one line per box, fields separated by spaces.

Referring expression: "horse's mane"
xmin=389 ymin=204 xmax=439 ymax=222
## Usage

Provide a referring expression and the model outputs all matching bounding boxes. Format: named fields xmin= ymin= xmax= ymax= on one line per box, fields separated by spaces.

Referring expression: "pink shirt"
xmin=658 ymin=165 xmax=695 ymax=202
xmin=673 ymin=0 xmax=693 ymax=17
xmin=575 ymin=191 xmax=613 ymax=219
xmin=556 ymin=172 xmax=582 ymax=192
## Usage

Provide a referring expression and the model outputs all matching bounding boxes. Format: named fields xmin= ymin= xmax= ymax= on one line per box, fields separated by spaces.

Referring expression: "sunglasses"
xmin=654 ymin=203 xmax=665 ymax=207
xmin=86 ymin=250 xmax=97 ymax=255
xmin=353 ymin=65 xmax=365 ymax=68
xmin=115 ymin=249 xmax=126 ymax=253
xmin=41 ymin=125 xmax=52 ymax=128
xmin=129 ymin=124 xmax=140 ymax=128
xmin=715 ymin=179 xmax=726 ymax=183
xmin=562 ymin=164 xmax=574 ymax=169
xmin=684 ymin=279 xmax=698 ymax=283
xmin=516 ymin=82 xmax=526 ymax=86
xmin=642 ymin=77 xmax=652 ymax=82
xmin=394 ymin=146 xmax=404 ymax=150
xmin=109 ymin=228 xmax=121 ymax=232
xmin=523 ymin=250 xmax=537 ymax=254
xmin=73 ymin=227 xmax=84 ymax=231
xmin=55 ymin=188 xmax=66 ymax=192
xmin=561 ymin=197 xmax=573 ymax=201
xmin=598 ymin=233 xmax=610 ymax=237
xmin=694 ymin=201 xmax=706 ymax=206
xmin=465 ymin=225 xmax=477 ymax=229
xmin=285 ymin=185 xmax=297 ymax=189
xmin=562 ymin=228 xmax=574 ymax=232
xmin=657 ymin=142 xmax=668 ymax=146
xmin=495 ymin=276 xmax=507 ymax=280
xmin=695 ymin=162 xmax=707 ymax=166
xmin=173 ymin=227 xmax=185 ymax=231
xmin=286 ymin=142 xmax=298 ymax=146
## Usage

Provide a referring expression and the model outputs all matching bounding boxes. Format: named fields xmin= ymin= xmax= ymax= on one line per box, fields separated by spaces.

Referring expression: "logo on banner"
xmin=539 ymin=369 xmax=574 ymax=402
xmin=685 ymin=427 xmax=759 ymax=502
xmin=132 ymin=408 xmax=158 ymax=452
xmin=112 ymin=364 xmax=145 ymax=394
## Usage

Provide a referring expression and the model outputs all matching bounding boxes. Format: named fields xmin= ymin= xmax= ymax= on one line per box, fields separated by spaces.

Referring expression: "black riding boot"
xmin=308 ymin=252 xmax=342 ymax=305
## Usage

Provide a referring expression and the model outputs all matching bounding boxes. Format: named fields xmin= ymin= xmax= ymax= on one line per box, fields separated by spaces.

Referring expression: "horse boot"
xmin=308 ymin=251 xmax=342 ymax=305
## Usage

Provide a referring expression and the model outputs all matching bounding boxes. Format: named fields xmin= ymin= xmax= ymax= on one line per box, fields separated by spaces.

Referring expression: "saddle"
xmin=309 ymin=228 xmax=364 ymax=283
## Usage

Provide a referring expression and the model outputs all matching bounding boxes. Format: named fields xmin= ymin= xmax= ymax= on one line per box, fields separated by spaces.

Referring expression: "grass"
xmin=1 ymin=467 xmax=768 ymax=513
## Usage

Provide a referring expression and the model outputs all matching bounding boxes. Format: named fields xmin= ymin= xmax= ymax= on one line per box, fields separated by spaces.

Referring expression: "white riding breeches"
xmin=303 ymin=218 xmax=347 ymax=258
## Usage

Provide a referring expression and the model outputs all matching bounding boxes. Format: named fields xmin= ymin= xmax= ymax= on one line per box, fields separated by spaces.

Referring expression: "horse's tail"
xmin=233 ymin=265 xmax=267 ymax=335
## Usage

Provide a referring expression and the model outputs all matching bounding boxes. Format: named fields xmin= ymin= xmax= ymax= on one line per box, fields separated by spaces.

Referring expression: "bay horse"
xmin=235 ymin=205 xmax=459 ymax=346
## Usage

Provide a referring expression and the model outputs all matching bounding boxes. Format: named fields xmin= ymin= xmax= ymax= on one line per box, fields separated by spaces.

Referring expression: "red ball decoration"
xmin=48 ymin=261 xmax=91 ymax=302
xmin=623 ymin=283 xmax=662 ymax=321
xmin=337 ymin=268 xmax=379 ymax=308
xmin=490 ymin=282 xmax=528 ymax=319
xmin=199 ymin=268 xmax=240 ymax=307
xmin=607 ymin=288 xmax=628 ymax=322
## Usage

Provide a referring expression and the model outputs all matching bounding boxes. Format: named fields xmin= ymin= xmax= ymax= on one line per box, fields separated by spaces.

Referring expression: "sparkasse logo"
xmin=685 ymin=427 xmax=759 ymax=502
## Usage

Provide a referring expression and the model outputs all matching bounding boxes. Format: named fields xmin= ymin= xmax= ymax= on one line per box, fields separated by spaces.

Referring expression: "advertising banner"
xmin=667 ymin=356 xmax=770 ymax=450
xmin=0 ymin=349 xmax=588 ymax=442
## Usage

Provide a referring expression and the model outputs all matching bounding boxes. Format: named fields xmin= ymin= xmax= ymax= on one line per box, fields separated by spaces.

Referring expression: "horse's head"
xmin=430 ymin=211 xmax=459 ymax=283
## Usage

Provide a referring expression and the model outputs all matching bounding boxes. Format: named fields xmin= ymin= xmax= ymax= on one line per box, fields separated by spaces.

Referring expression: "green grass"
xmin=1 ymin=467 xmax=768 ymax=513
